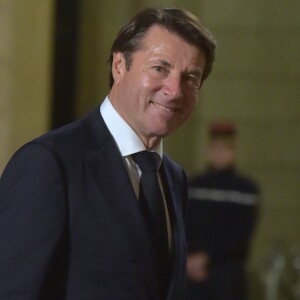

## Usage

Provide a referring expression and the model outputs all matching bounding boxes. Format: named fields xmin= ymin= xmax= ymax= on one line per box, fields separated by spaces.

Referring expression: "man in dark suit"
xmin=0 ymin=7 xmax=216 ymax=299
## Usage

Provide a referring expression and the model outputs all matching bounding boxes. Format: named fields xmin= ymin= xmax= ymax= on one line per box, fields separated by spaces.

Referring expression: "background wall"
xmin=0 ymin=0 xmax=299 ymax=298
xmin=0 ymin=0 xmax=54 ymax=171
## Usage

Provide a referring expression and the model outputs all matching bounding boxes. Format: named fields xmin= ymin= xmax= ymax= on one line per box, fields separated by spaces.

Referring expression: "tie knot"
xmin=132 ymin=151 xmax=161 ymax=173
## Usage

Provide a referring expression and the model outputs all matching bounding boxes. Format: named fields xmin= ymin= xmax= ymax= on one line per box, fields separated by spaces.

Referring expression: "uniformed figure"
xmin=185 ymin=122 xmax=260 ymax=300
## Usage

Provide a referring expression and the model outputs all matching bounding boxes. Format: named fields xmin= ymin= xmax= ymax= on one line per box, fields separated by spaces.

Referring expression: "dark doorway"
xmin=51 ymin=0 xmax=80 ymax=129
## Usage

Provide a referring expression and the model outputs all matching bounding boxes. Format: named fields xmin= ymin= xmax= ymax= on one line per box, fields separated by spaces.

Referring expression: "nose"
xmin=162 ymin=75 xmax=183 ymax=99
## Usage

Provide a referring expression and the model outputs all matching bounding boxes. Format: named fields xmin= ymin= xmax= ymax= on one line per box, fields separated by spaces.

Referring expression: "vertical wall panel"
xmin=0 ymin=0 xmax=54 ymax=173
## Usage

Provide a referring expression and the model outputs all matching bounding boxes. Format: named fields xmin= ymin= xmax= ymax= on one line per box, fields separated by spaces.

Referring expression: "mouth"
xmin=150 ymin=101 xmax=178 ymax=113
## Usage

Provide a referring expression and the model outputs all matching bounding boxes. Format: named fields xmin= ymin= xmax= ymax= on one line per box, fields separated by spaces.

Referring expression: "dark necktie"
xmin=132 ymin=151 xmax=169 ymax=297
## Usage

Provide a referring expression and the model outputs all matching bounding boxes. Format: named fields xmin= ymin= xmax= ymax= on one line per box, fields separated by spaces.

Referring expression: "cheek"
xmin=183 ymin=96 xmax=198 ymax=113
xmin=141 ymin=76 xmax=163 ymax=94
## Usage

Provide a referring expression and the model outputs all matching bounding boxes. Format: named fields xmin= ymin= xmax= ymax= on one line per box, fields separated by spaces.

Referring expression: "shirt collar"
xmin=100 ymin=96 xmax=163 ymax=159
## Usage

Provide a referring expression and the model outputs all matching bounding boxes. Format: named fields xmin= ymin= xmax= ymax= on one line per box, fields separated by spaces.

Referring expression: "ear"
xmin=111 ymin=52 xmax=126 ymax=85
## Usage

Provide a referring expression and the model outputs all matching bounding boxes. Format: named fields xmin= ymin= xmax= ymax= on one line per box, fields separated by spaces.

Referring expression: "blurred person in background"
xmin=186 ymin=121 xmax=260 ymax=300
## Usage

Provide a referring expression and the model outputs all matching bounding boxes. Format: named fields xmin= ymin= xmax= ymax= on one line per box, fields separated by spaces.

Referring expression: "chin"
xmin=147 ymin=127 xmax=168 ymax=138
xmin=146 ymin=119 xmax=178 ymax=138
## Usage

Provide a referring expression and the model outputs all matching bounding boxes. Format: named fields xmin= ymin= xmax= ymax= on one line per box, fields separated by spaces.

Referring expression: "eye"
xmin=185 ymin=75 xmax=201 ymax=89
xmin=153 ymin=66 xmax=166 ymax=73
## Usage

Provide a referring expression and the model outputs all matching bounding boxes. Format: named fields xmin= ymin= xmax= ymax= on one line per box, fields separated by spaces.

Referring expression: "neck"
xmin=108 ymin=89 xmax=162 ymax=150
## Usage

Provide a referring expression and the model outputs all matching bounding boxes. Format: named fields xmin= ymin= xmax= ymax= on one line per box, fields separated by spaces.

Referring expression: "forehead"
xmin=138 ymin=25 xmax=205 ymax=63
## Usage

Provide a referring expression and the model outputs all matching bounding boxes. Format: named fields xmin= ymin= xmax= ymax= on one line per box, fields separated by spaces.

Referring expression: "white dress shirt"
xmin=100 ymin=96 xmax=171 ymax=248
xmin=100 ymin=96 xmax=163 ymax=197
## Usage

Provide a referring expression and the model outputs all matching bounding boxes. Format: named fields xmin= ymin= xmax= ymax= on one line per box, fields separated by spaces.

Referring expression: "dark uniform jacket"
xmin=186 ymin=167 xmax=260 ymax=300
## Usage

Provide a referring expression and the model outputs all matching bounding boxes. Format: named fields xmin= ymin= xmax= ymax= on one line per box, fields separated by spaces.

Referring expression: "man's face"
xmin=109 ymin=25 xmax=207 ymax=148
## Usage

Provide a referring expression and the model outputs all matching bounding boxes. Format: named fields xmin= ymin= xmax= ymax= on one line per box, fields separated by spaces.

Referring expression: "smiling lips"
xmin=150 ymin=101 xmax=178 ymax=113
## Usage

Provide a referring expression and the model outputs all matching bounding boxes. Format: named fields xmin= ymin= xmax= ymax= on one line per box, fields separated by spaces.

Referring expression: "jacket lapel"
xmin=81 ymin=108 xmax=158 ymax=298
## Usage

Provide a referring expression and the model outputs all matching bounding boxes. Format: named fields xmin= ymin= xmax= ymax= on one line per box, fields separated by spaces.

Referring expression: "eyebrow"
xmin=150 ymin=58 xmax=172 ymax=68
xmin=159 ymin=60 xmax=172 ymax=68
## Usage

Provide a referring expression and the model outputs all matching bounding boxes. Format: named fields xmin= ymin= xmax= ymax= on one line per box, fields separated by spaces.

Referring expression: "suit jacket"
xmin=0 ymin=106 xmax=188 ymax=300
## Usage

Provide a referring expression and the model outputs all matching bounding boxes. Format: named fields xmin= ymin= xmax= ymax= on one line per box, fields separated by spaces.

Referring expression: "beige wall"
xmin=0 ymin=0 xmax=54 ymax=173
